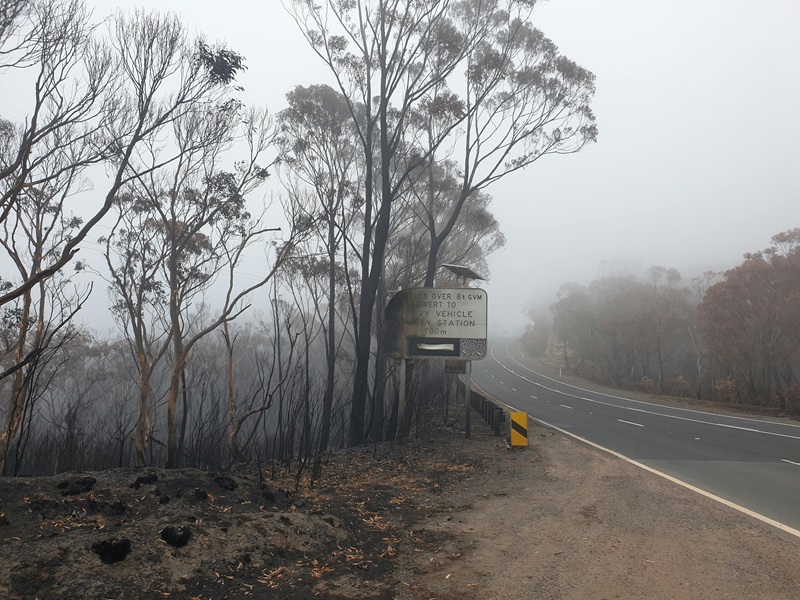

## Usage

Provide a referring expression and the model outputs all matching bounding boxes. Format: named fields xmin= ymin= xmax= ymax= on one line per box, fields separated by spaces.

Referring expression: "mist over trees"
xmin=535 ymin=228 xmax=800 ymax=413
xmin=0 ymin=0 xmax=596 ymax=476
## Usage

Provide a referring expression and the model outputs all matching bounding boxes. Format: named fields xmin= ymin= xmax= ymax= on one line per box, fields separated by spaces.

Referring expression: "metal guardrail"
xmin=471 ymin=389 xmax=505 ymax=435
xmin=458 ymin=378 xmax=505 ymax=435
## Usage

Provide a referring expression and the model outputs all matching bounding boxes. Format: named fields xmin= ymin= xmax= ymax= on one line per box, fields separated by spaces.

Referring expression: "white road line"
xmin=544 ymin=417 xmax=800 ymax=540
xmin=781 ymin=459 xmax=800 ymax=466
xmin=495 ymin=340 xmax=800 ymax=433
xmin=560 ymin=404 xmax=573 ymax=410
xmin=512 ymin=388 xmax=517 ymax=392
xmin=489 ymin=341 xmax=800 ymax=442
xmin=530 ymin=395 xmax=537 ymax=399
xmin=469 ymin=380 xmax=800 ymax=541
xmin=618 ymin=419 xmax=644 ymax=428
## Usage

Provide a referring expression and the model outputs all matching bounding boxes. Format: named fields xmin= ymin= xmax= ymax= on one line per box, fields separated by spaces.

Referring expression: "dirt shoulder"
xmin=396 ymin=424 xmax=800 ymax=600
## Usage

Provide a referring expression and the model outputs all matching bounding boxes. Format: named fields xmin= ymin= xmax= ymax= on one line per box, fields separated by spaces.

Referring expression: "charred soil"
xmin=2 ymin=416 xmax=800 ymax=599
xmin=0 ymin=426 xmax=511 ymax=599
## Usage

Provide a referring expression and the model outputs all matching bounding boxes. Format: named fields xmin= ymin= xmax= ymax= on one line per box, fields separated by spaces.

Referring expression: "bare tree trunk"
xmin=178 ymin=369 xmax=190 ymax=462
xmin=0 ymin=289 xmax=32 ymax=475
xmin=370 ymin=275 xmax=388 ymax=443
xmin=224 ymin=323 xmax=246 ymax=462
xmin=133 ymin=361 xmax=153 ymax=468
xmin=303 ymin=342 xmax=312 ymax=457
xmin=166 ymin=353 xmax=185 ymax=469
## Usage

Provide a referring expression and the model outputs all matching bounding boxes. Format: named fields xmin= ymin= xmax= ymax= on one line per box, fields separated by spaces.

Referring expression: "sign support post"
xmin=397 ymin=357 xmax=407 ymax=442
xmin=464 ymin=360 xmax=472 ymax=438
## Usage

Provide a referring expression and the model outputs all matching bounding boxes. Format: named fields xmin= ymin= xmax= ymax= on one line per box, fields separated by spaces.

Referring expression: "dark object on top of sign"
xmin=441 ymin=263 xmax=484 ymax=281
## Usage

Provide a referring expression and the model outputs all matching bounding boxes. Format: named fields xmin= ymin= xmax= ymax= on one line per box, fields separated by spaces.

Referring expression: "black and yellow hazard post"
xmin=509 ymin=412 xmax=528 ymax=447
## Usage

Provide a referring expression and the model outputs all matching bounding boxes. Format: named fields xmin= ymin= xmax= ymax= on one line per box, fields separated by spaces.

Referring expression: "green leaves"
xmin=196 ymin=41 xmax=246 ymax=86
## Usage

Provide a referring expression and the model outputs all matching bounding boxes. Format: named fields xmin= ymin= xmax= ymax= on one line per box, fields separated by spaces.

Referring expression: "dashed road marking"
xmin=492 ymin=342 xmax=800 ymax=441
xmin=471 ymin=377 xmax=800 ymax=541
xmin=618 ymin=419 xmax=644 ymax=428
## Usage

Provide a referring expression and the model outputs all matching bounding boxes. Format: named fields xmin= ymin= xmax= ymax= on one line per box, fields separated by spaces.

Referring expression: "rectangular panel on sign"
xmin=407 ymin=337 xmax=460 ymax=357
xmin=415 ymin=343 xmax=455 ymax=352
xmin=444 ymin=359 xmax=467 ymax=374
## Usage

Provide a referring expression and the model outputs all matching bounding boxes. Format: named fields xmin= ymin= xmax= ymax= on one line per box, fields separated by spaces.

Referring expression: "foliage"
xmin=551 ymin=272 xmax=696 ymax=389
xmin=698 ymin=228 xmax=800 ymax=408
xmin=547 ymin=228 xmax=800 ymax=413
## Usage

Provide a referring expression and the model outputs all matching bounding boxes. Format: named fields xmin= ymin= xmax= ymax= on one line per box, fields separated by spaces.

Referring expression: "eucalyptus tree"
xmin=393 ymin=162 xmax=505 ymax=288
xmin=288 ymin=0 xmax=503 ymax=444
xmin=698 ymin=229 xmax=800 ymax=408
xmin=288 ymin=0 xmax=597 ymax=444
xmin=0 ymin=0 xmax=27 ymax=45
xmin=1 ymin=4 xmax=273 ymax=471
xmin=278 ymin=84 xmax=359 ymax=458
xmin=1 ymin=4 xmax=255 ymax=308
xmin=105 ymin=101 xmax=297 ymax=467
xmin=0 ymin=181 xmax=91 ymax=475
xmin=0 ymin=0 xmax=112 ymax=473
xmin=648 ymin=267 xmax=693 ymax=391
xmin=0 ymin=0 xmax=113 ymax=237
xmin=409 ymin=10 xmax=597 ymax=286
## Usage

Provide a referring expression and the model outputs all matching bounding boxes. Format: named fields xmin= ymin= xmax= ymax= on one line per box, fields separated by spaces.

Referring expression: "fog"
xmin=7 ymin=0 xmax=799 ymax=335
xmin=484 ymin=0 xmax=800 ymax=331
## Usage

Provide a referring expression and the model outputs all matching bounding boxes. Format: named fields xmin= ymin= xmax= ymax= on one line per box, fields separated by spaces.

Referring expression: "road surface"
xmin=471 ymin=338 xmax=800 ymax=535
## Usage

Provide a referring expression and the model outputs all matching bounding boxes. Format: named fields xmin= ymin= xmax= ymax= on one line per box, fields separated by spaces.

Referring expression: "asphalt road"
xmin=471 ymin=338 xmax=800 ymax=534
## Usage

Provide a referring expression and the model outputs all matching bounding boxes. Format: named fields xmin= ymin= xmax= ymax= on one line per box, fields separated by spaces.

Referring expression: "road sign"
xmin=384 ymin=288 xmax=488 ymax=360
xmin=509 ymin=412 xmax=528 ymax=447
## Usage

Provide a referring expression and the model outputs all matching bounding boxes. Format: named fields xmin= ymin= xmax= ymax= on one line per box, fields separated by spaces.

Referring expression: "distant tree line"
xmin=527 ymin=229 xmax=800 ymax=413
xmin=0 ymin=0 xmax=597 ymax=476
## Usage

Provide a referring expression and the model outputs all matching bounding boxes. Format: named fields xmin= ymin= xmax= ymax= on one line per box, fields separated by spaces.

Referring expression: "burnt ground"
xmin=0 ymin=425 xmax=507 ymax=600
xmin=2 ymin=396 xmax=800 ymax=600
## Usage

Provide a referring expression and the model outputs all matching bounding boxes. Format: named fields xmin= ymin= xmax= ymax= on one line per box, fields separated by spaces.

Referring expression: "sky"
xmin=5 ymin=0 xmax=800 ymax=335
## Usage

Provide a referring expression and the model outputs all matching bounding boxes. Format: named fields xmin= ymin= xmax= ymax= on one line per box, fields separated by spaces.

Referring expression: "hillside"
xmin=2 ymin=415 xmax=800 ymax=599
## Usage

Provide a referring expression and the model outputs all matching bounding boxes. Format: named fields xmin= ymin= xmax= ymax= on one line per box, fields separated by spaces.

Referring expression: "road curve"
xmin=472 ymin=338 xmax=800 ymax=536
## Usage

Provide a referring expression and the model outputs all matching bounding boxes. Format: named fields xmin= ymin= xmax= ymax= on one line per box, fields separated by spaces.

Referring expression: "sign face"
xmin=384 ymin=288 xmax=488 ymax=360
xmin=509 ymin=412 xmax=529 ymax=447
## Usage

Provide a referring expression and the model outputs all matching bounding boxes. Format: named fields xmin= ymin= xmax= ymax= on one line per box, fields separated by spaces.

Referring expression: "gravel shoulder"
xmin=396 ymin=423 xmax=800 ymax=600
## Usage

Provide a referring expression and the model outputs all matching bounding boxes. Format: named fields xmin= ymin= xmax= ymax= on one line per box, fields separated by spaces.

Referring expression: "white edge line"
xmin=500 ymin=339 xmax=800 ymax=430
xmin=490 ymin=341 xmax=800 ymax=441
xmin=470 ymin=381 xmax=800 ymax=541
xmin=781 ymin=459 xmax=800 ymax=466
